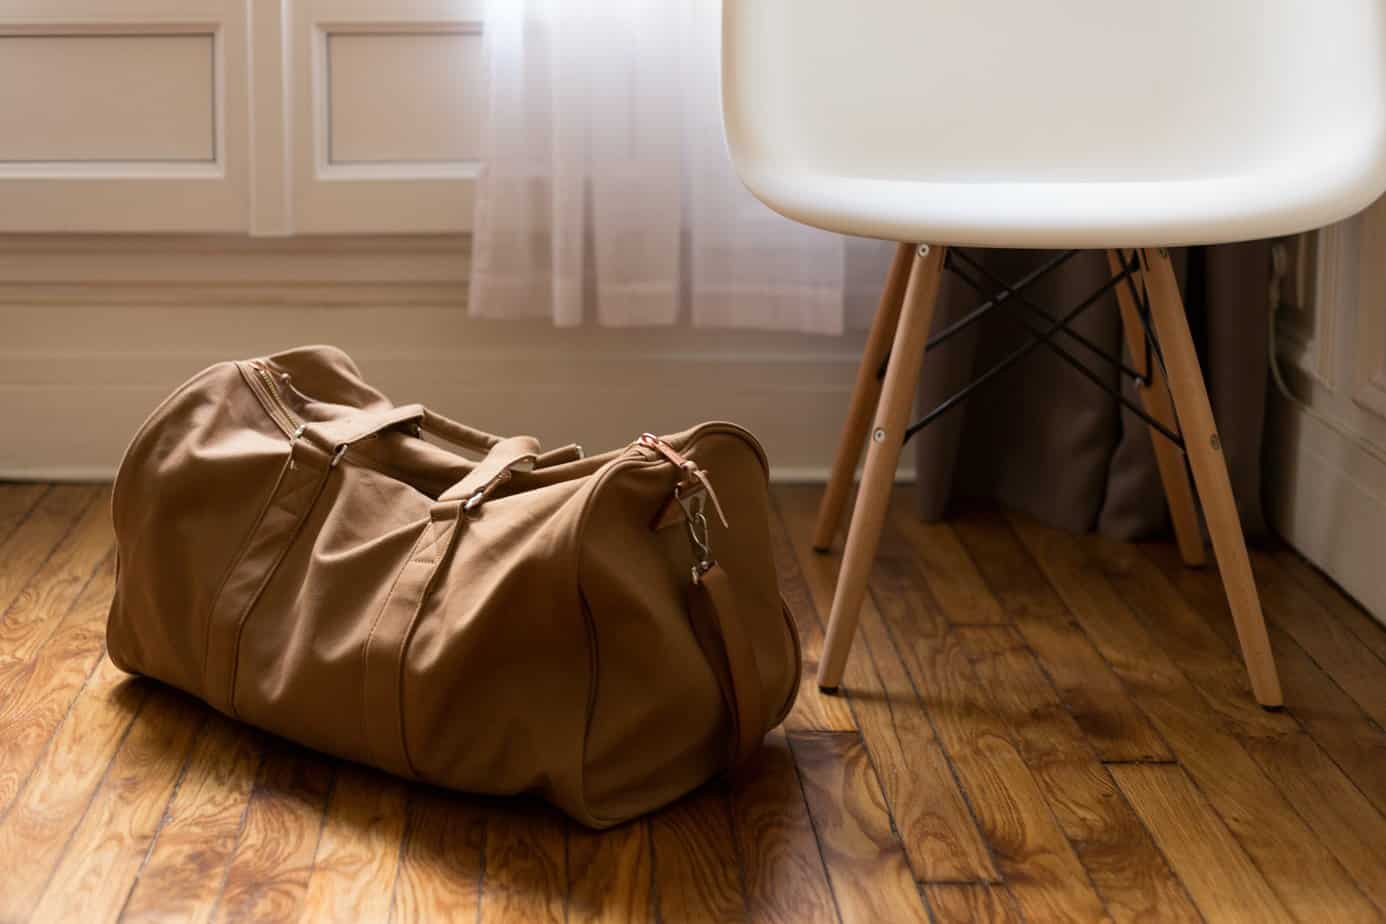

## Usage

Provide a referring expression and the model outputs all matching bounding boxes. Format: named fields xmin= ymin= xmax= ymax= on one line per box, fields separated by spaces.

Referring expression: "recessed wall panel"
xmin=0 ymin=34 xmax=215 ymax=162
xmin=326 ymin=31 xmax=482 ymax=164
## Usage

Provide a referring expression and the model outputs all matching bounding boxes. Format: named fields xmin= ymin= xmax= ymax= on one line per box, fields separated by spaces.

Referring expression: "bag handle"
xmin=689 ymin=563 xmax=765 ymax=767
xmin=438 ymin=435 xmax=543 ymax=509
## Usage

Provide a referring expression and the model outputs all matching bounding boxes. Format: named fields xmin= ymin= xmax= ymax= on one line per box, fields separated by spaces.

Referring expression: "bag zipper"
xmin=244 ymin=361 xmax=303 ymax=438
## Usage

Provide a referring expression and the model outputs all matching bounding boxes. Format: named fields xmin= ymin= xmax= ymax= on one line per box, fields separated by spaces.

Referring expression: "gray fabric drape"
xmin=912 ymin=245 xmax=1271 ymax=540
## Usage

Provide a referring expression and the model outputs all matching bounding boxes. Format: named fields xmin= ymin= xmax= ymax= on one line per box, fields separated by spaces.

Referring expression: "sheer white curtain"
xmin=468 ymin=0 xmax=856 ymax=334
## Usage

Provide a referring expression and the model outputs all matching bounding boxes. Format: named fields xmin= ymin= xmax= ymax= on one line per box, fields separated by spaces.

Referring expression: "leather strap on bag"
xmin=688 ymin=563 xmax=764 ymax=767
xmin=439 ymin=436 xmax=542 ymax=507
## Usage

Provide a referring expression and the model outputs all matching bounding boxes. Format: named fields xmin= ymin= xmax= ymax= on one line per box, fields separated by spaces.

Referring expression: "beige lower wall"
xmin=0 ymin=235 xmax=906 ymax=483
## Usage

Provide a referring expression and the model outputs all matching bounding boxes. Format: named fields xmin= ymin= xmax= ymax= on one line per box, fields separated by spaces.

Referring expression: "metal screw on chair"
xmin=872 ymin=428 xmax=886 ymax=443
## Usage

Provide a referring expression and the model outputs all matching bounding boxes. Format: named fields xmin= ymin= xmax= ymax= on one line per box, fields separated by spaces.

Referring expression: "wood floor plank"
xmin=567 ymin=819 xmax=653 ymax=924
xmin=0 ymin=655 xmax=150 ymax=921
xmin=958 ymin=625 xmax=1200 ymax=924
xmin=934 ymin=506 xmax=1171 ymax=763
xmin=1093 ymin=537 xmax=1386 ymax=916
xmin=788 ymin=731 xmax=929 ymax=924
xmin=769 ymin=490 xmax=857 ymax=733
xmin=779 ymin=487 xmax=997 ymax=884
xmin=729 ymin=728 xmax=838 ymax=924
xmin=0 ymin=486 xmax=111 ymax=696
xmin=388 ymin=789 xmax=486 ymax=924
xmin=1240 ymin=731 xmax=1386 ymax=917
xmin=0 ymin=484 xmax=100 ymax=634
xmin=1013 ymin=514 xmax=1381 ymax=923
xmin=923 ymin=883 xmax=1023 ymax=924
xmin=477 ymin=802 xmax=567 ymax=924
xmin=1249 ymin=552 xmax=1386 ymax=730
xmin=29 ymin=691 xmax=205 ymax=924
xmin=1273 ymin=547 xmax=1386 ymax=669
xmin=212 ymin=748 xmax=336 ymax=924
xmin=119 ymin=718 xmax=264 ymax=924
xmin=882 ymin=512 xmax=1006 ymax=625
xmin=0 ymin=483 xmax=47 ymax=547
xmin=650 ymin=784 xmax=747 ymax=924
xmin=865 ymin=566 xmax=1110 ymax=923
xmin=0 ymin=550 xmax=114 ymax=813
xmin=1144 ymin=542 xmax=1386 ymax=820
xmin=299 ymin=764 xmax=411 ymax=924
xmin=1085 ymin=534 xmax=1300 ymax=740
xmin=1110 ymin=764 xmax=1292 ymax=924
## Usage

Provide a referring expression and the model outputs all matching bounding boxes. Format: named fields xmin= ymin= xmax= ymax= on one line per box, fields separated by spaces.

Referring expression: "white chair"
xmin=722 ymin=0 xmax=1386 ymax=708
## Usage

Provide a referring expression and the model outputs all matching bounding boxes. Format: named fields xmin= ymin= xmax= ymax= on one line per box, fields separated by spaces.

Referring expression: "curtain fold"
xmin=469 ymin=0 xmax=848 ymax=334
xmin=912 ymin=245 xmax=1272 ymax=540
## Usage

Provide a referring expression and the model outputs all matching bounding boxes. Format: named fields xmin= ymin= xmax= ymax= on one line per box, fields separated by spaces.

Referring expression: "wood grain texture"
xmin=0 ymin=484 xmax=1384 ymax=921
xmin=729 ymin=729 xmax=838 ymax=924
xmin=120 ymin=717 xmax=264 ymax=924
xmin=1250 ymin=551 xmax=1386 ymax=729
xmin=0 ymin=483 xmax=47 ymax=547
xmin=865 ymin=554 xmax=1109 ymax=923
xmin=813 ymin=240 xmax=915 ymax=553
xmin=1111 ymin=764 xmax=1292 ymax=924
xmin=1014 ymin=514 xmax=1381 ymax=923
xmin=1274 ymin=547 xmax=1386 ymax=667
xmin=0 ymin=487 xmax=111 ymax=698
xmin=568 ymin=819 xmax=653 ymax=924
xmin=299 ymin=765 xmax=410 ymax=923
xmin=770 ymin=496 xmax=857 ymax=733
xmin=477 ymin=802 xmax=567 ymax=924
xmin=0 ymin=550 xmax=114 ymax=812
xmin=788 ymin=731 xmax=929 ymax=924
xmin=388 ymin=789 xmax=486 ymax=923
xmin=779 ymin=487 xmax=996 ymax=884
xmin=1144 ymin=541 xmax=1386 ymax=820
xmin=924 ymin=883 xmax=1023 ymax=924
xmin=212 ymin=748 xmax=336 ymax=924
xmin=0 ymin=654 xmax=150 ymax=921
xmin=650 ymin=784 xmax=747 ymax=924
xmin=958 ymin=626 xmax=1199 ymax=924
xmin=1085 ymin=534 xmax=1296 ymax=740
xmin=885 ymin=512 xmax=1005 ymax=625
xmin=29 ymin=691 xmax=204 ymax=924
xmin=818 ymin=244 xmax=946 ymax=689
xmin=938 ymin=508 xmax=1170 ymax=763
xmin=1141 ymin=247 xmax=1281 ymax=706
xmin=0 ymin=485 xmax=100 ymax=629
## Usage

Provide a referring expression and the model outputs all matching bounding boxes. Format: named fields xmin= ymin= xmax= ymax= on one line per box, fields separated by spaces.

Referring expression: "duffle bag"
xmin=107 ymin=344 xmax=800 ymax=827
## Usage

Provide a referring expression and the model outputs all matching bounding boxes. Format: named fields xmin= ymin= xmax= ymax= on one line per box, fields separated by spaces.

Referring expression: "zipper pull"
xmin=288 ymin=423 xmax=307 ymax=469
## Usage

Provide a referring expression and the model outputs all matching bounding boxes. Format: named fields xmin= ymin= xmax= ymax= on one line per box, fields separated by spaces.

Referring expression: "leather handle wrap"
xmin=688 ymin=563 xmax=764 ymax=767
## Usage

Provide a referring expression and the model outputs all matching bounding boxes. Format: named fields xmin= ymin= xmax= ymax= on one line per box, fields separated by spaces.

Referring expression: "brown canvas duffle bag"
xmin=107 ymin=344 xmax=800 ymax=827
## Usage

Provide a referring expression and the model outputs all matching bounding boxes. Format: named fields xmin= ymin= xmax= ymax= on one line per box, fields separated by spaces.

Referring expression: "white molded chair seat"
xmin=723 ymin=0 xmax=1386 ymax=247
xmin=720 ymin=0 xmax=1386 ymax=710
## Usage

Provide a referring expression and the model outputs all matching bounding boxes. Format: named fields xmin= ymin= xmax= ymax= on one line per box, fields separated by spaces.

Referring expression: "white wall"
xmin=0 ymin=0 xmax=898 ymax=482
xmin=1269 ymin=203 xmax=1386 ymax=624
xmin=0 ymin=235 xmax=880 ymax=481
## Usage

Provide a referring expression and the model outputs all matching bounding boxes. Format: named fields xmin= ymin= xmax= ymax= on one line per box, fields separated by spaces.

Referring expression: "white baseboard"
xmin=1268 ymin=393 xmax=1386 ymax=627
xmin=0 ymin=235 xmax=926 ymax=483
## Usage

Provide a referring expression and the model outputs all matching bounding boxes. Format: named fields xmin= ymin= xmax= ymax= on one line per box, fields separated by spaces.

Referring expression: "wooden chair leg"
xmin=1107 ymin=249 xmax=1207 ymax=568
xmin=813 ymin=242 xmax=917 ymax=552
xmin=818 ymin=244 xmax=946 ymax=691
xmin=1140 ymin=248 xmax=1283 ymax=708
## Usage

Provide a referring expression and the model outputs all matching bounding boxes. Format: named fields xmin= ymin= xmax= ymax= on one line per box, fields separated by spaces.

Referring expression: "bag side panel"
xmin=401 ymin=480 xmax=593 ymax=817
xmin=107 ymin=362 xmax=289 ymax=698
xmin=230 ymin=459 xmax=432 ymax=763
xmin=581 ymin=430 xmax=799 ymax=824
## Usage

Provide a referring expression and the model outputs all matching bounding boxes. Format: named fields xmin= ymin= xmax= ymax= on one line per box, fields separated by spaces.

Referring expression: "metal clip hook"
xmin=679 ymin=490 xmax=716 ymax=584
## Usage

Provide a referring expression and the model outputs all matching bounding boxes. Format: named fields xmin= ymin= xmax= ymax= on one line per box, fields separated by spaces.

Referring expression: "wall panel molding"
xmin=290 ymin=0 xmax=486 ymax=233
xmin=0 ymin=0 xmax=249 ymax=231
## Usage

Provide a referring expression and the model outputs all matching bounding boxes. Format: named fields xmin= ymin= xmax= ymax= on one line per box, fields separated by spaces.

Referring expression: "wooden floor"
xmin=1 ymin=483 xmax=1385 ymax=923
